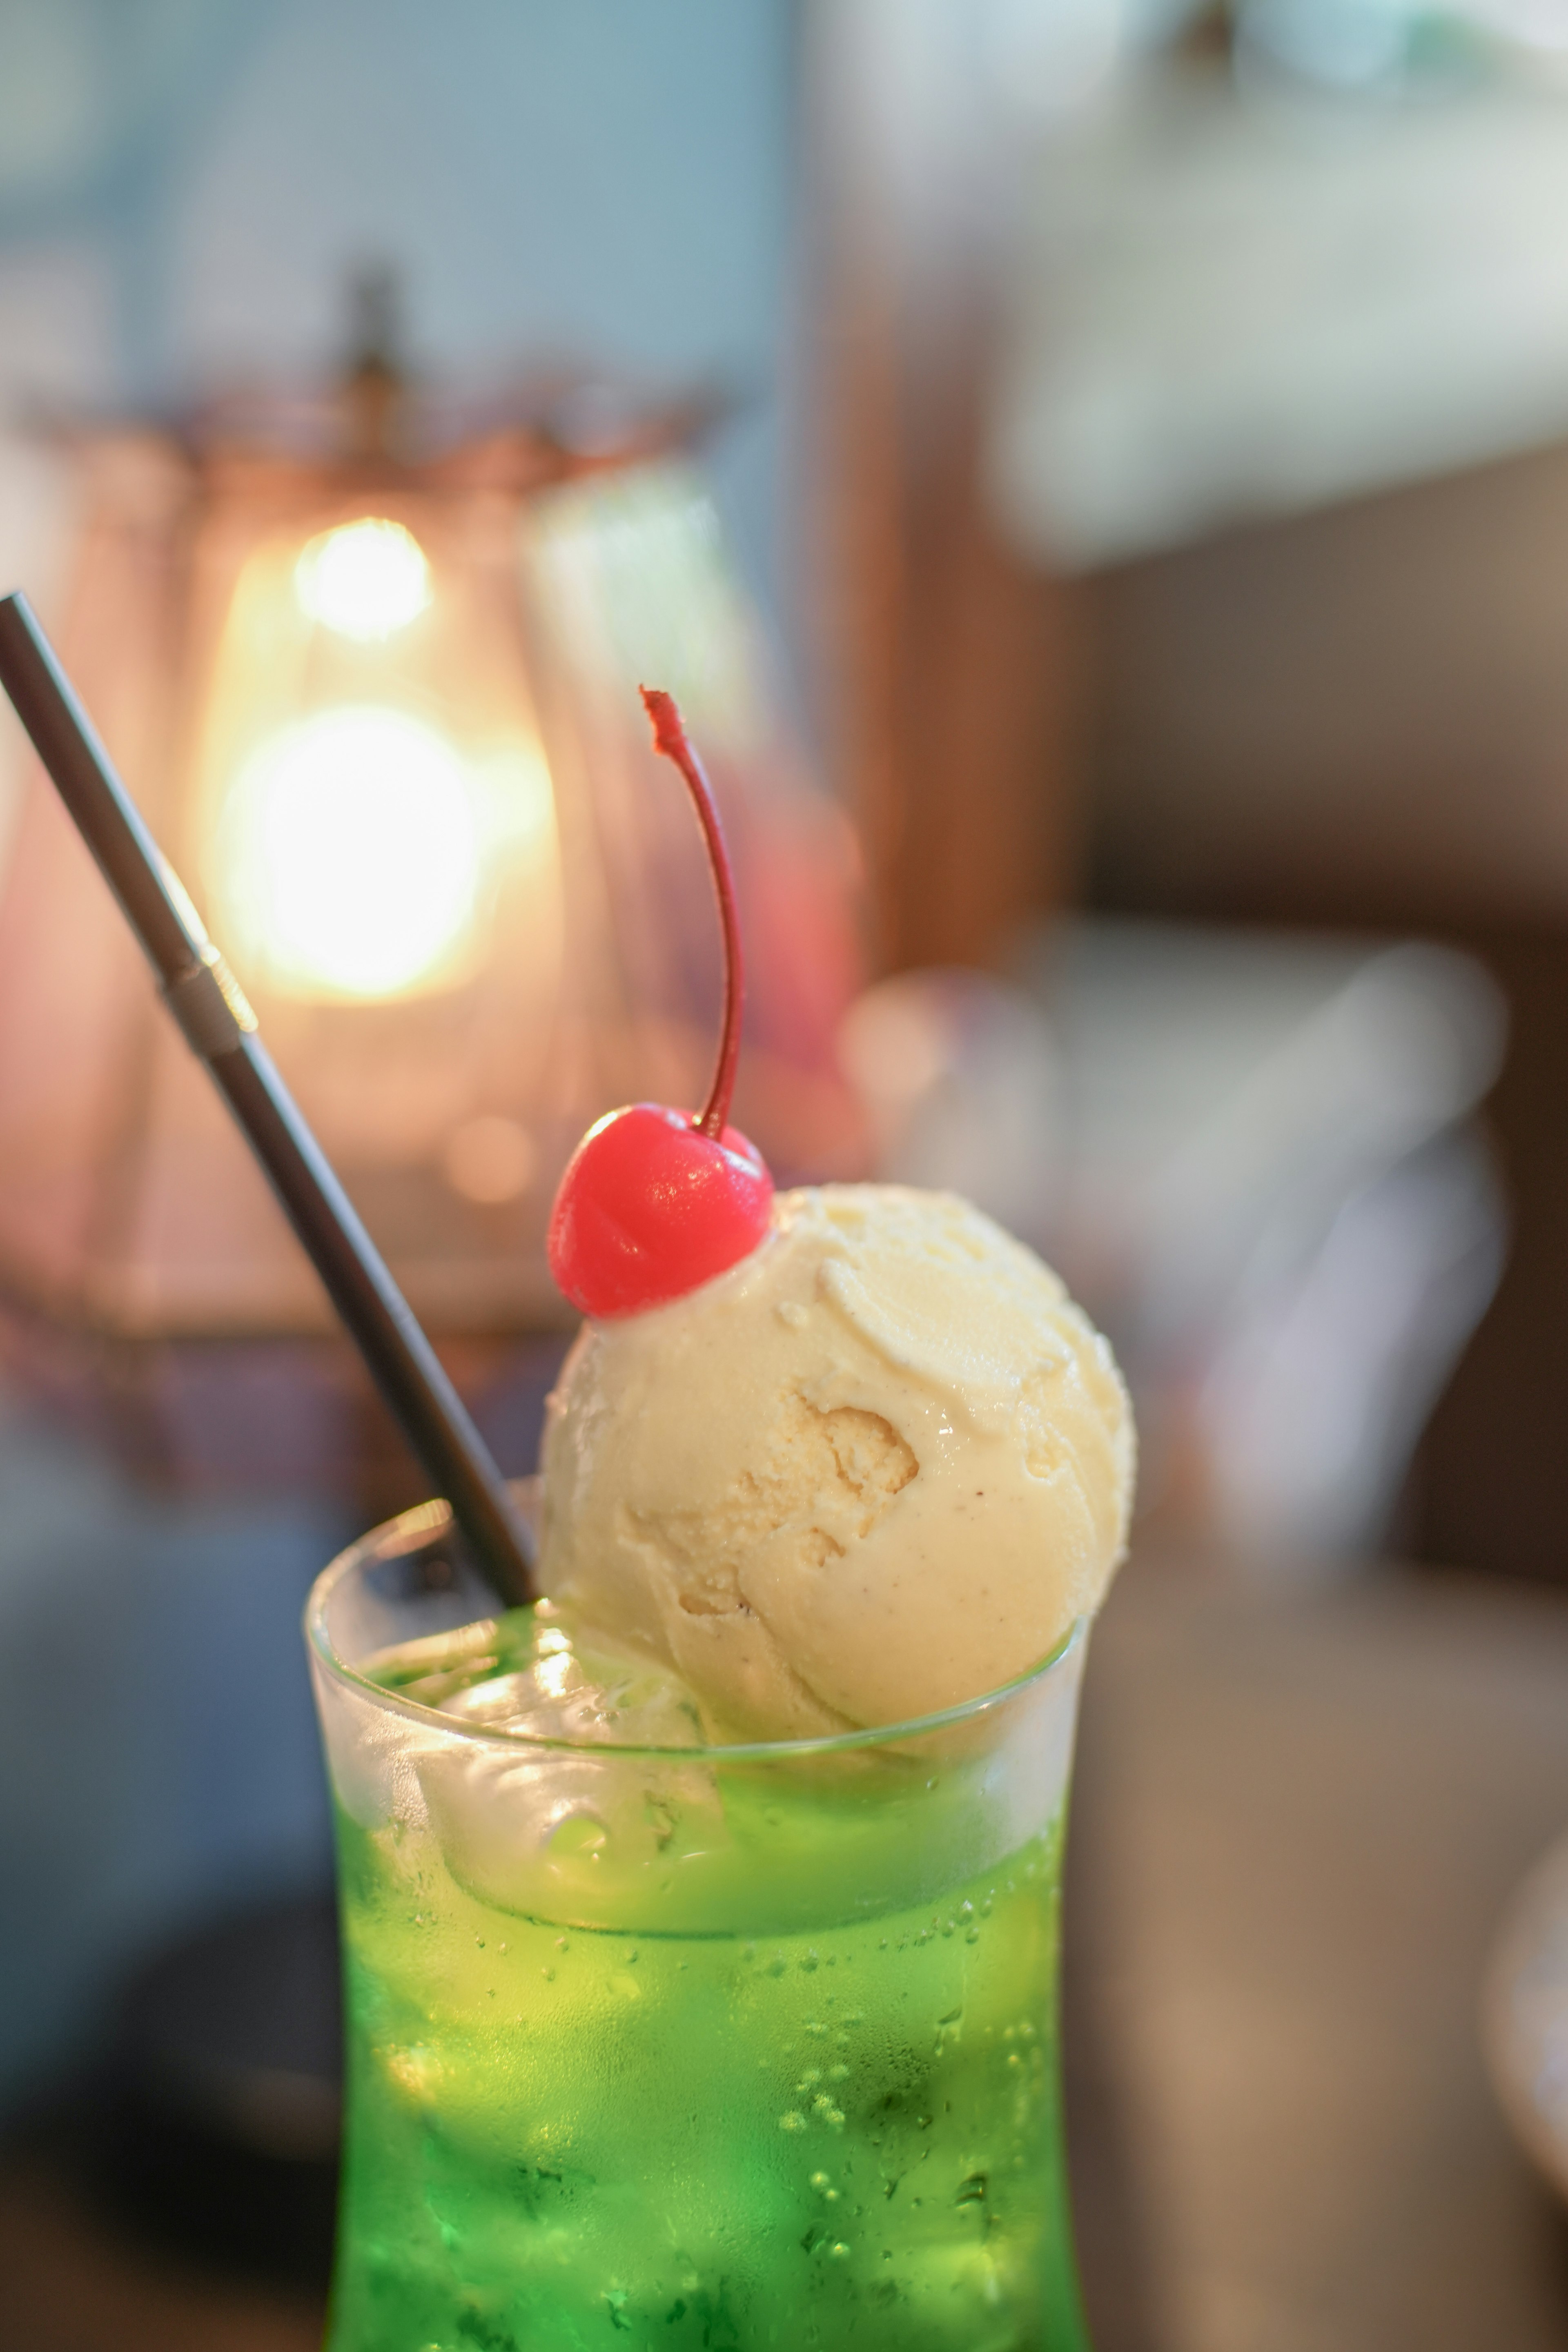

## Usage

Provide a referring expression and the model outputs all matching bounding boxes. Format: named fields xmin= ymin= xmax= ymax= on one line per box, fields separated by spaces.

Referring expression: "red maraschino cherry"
xmin=547 ymin=688 xmax=775 ymax=1318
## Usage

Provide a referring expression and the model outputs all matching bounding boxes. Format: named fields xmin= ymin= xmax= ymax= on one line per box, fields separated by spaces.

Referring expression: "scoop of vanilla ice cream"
xmin=538 ymin=1184 xmax=1134 ymax=1740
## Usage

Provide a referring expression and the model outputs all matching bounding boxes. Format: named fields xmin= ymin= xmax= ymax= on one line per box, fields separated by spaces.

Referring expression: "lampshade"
xmin=0 ymin=360 xmax=866 ymax=1465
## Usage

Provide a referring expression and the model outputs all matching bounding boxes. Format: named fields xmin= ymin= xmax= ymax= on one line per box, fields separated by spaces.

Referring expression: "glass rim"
xmin=305 ymin=1503 xmax=1087 ymax=1765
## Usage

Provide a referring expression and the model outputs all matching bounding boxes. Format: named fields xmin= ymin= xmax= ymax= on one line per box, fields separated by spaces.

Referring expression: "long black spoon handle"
xmin=0 ymin=590 xmax=537 ymax=1606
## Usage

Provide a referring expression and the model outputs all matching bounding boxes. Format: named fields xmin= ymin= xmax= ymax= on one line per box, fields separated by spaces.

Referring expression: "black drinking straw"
xmin=0 ymin=590 xmax=536 ymax=1606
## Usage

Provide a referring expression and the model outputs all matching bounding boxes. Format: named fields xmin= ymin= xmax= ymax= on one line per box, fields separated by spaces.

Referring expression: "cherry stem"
xmin=640 ymin=686 xmax=744 ymax=1141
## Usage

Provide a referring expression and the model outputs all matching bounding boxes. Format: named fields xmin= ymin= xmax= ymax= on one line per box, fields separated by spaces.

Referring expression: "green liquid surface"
xmin=325 ymin=1617 xmax=1089 ymax=2352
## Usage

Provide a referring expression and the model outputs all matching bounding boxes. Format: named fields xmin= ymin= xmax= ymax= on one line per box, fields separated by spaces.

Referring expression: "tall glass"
xmin=306 ymin=1495 xmax=1092 ymax=2352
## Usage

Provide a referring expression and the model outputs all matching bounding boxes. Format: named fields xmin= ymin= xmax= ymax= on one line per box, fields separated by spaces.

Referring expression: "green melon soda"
xmin=308 ymin=1552 xmax=1094 ymax=2352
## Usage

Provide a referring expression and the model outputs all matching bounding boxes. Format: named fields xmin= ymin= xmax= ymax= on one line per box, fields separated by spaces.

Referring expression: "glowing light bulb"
xmin=217 ymin=705 xmax=481 ymax=1000
xmin=294 ymin=517 xmax=432 ymax=640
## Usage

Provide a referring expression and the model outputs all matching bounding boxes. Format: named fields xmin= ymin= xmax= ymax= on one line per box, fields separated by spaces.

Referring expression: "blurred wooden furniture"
xmin=982 ymin=67 xmax=1568 ymax=1583
xmin=0 ymin=2146 xmax=321 ymax=2352
xmin=800 ymin=1 xmax=1087 ymax=973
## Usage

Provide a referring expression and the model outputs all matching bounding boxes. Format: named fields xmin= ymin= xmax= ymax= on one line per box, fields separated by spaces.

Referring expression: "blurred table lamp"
xmin=0 ymin=283 xmax=864 ymax=1489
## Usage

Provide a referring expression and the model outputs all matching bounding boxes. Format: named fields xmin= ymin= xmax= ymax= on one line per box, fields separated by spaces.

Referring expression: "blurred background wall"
xmin=0 ymin=0 xmax=796 ymax=655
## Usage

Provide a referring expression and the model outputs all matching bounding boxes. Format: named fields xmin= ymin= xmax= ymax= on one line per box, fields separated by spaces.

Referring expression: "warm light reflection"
xmin=443 ymin=1114 xmax=538 ymax=1204
xmin=294 ymin=517 xmax=432 ymax=640
xmin=216 ymin=705 xmax=481 ymax=999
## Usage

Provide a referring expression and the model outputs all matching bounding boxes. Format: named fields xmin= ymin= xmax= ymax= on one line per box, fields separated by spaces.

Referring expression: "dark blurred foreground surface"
xmin=6 ymin=1550 xmax=1568 ymax=2351
xmin=1068 ymin=1552 xmax=1568 ymax=2352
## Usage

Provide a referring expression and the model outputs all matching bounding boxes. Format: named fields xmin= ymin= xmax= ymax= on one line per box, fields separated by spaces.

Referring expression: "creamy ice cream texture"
xmin=539 ymin=1184 xmax=1134 ymax=1740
